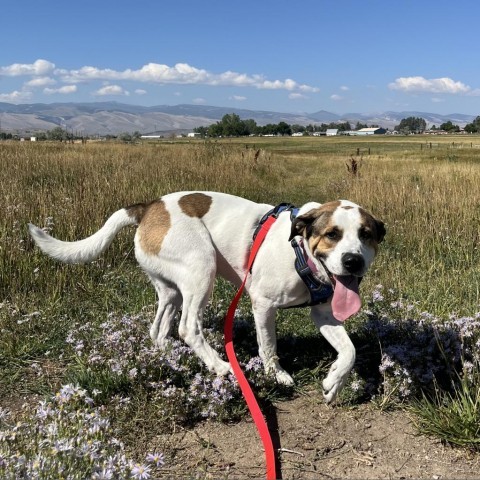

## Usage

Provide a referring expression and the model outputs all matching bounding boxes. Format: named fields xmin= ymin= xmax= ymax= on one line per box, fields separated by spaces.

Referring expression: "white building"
xmin=355 ymin=127 xmax=387 ymax=135
xmin=326 ymin=129 xmax=339 ymax=136
xmin=187 ymin=132 xmax=200 ymax=138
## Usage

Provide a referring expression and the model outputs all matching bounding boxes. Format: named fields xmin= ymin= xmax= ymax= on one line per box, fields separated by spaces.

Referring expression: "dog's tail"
xmin=28 ymin=205 xmax=144 ymax=264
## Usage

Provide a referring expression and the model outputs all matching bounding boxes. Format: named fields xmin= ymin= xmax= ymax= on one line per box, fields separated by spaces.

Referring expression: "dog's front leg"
xmin=252 ymin=301 xmax=294 ymax=386
xmin=311 ymin=305 xmax=356 ymax=403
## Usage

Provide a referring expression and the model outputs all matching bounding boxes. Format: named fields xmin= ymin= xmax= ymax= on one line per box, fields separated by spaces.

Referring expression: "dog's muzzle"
xmin=341 ymin=253 xmax=365 ymax=275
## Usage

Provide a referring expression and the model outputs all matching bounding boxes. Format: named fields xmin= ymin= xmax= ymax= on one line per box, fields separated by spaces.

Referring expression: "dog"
xmin=29 ymin=191 xmax=385 ymax=403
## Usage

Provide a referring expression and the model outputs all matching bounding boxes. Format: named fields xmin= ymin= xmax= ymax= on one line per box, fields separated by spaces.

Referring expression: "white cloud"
xmin=331 ymin=94 xmax=343 ymax=101
xmin=44 ymin=85 xmax=77 ymax=95
xmin=340 ymin=86 xmax=349 ymax=91
xmin=431 ymin=97 xmax=445 ymax=103
xmin=0 ymin=59 xmax=55 ymax=77
xmin=389 ymin=76 xmax=471 ymax=94
xmin=25 ymin=77 xmax=56 ymax=87
xmin=289 ymin=93 xmax=307 ymax=100
xmin=93 ymin=85 xmax=130 ymax=96
xmin=0 ymin=58 xmax=321 ymax=102
xmin=230 ymin=95 xmax=246 ymax=101
xmin=56 ymin=61 xmax=318 ymax=92
xmin=0 ymin=90 xmax=33 ymax=103
xmin=192 ymin=97 xmax=206 ymax=104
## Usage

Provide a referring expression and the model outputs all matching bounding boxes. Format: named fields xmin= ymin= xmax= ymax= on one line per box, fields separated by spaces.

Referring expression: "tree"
xmin=193 ymin=126 xmax=209 ymax=137
xmin=119 ymin=132 xmax=132 ymax=142
xmin=394 ymin=117 xmax=426 ymax=134
xmin=243 ymin=119 xmax=258 ymax=135
xmin=291 ymin=124 xmax=305 ymax=134
xmin=439 ymin=121 xmax=460 ymax=132
xmin=276 ymin=122 xmax=292 ymax=136
xmin=202 ymin=113 xmax=258 ymax=137
xmin=464 ymin=116 xmax=480 ymax=133
xmin=48 ymin=127 xmax=68 ymax=141
xmin=207 ymin=122 xmax=223 ymax=137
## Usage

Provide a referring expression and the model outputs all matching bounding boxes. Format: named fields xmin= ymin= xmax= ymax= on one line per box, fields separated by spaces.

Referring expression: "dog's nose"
xmin=342 ymin=253 xmax=365 ymax=274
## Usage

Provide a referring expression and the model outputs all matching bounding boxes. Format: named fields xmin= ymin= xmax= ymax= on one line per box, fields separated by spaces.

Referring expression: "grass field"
xmin=0 ymin=136 xmax=479 ymax=476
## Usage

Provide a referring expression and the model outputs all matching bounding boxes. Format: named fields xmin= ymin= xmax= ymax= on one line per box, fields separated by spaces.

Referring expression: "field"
xmin=1 ymin=136 xmax=480 ymax=478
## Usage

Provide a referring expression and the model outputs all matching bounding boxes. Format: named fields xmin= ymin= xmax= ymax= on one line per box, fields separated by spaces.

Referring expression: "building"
xmin=187 ymin=132 xmax=200 ymax=138
xmin=326 ymin=129 xmax=339 ymax=136
xmin=355 ymin=127 xmax=387 ymax=135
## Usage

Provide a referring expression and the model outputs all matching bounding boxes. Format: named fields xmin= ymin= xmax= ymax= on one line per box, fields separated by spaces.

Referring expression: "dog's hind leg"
xmin=174 ymin=234 xmax=231 ymax=376
xmin=149 ymin=278 xmax=181 ymax=347
xmin=178 ymin=284 xmax=232 ymax=376
xmin=251 ymin=300 xmax=294 ymax=386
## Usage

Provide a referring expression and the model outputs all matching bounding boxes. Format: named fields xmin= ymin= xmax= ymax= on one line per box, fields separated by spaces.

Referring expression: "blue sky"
xmin=2 ymin=1 xmax=480 ymax=115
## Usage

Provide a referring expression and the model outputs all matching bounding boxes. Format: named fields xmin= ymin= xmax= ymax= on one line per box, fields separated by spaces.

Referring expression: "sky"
xmin=2 ymin=1 xmax=480 ymax=115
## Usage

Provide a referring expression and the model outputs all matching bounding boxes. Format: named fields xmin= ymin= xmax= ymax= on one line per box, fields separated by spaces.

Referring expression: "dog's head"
xmin=289 ymin=200 xmax=386 ymax=278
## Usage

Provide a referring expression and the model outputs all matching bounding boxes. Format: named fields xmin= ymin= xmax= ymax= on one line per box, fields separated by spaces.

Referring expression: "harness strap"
xmin=252 ymin=202 xmax=296 ymax=241
xmin=224 ymin=214 xmax=278 ymax=480
xmin=289 ymin=237 xmax=334 ymax=307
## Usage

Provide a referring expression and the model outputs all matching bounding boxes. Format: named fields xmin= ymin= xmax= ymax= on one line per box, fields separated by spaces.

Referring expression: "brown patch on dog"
xmin=290 ymin=201 xmax=341 ymax=240
xmin=308 ymin=214 xmax=343 ymax=258
xmin=179 ymin=193 xmax=212 ymax=218
xmin=308 ymin=234 xmax=338 ymax=259
xmin=126 ymin=202 xmax=148 ymax=224
xmin=137 ymin=200 xmax=171 ymax=255
xmin=359 ymin=208 xmax=386 ymax=252
xmin=289 ymin=201 xmax=344 ymax=258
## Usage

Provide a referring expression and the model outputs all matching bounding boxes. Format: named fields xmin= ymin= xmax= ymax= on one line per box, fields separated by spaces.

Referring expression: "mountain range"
xmin=0 ymin=101 xmax=476 ymax=135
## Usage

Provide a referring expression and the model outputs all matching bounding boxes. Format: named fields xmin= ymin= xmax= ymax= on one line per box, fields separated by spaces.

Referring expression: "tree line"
xmin=196 ymin=113 xmax=480 ymax=138
xmin=193 ymin=113 xmax=379 ymax=137
xmin=396 ymin=116 xmax=480 ymax=134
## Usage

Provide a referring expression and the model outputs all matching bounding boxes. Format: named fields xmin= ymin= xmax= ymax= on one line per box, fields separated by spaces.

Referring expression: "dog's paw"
xmin=275 ymin=369 xmax=294 ymax=386
xmin=214 ymin=360 xmax=233 ymax=377
xmin=322 ymin=383 xmax=340 ymax=404
xmin=262 ymin=356 xmax=294 ymax=386
xmin=322 ymin=367 xmax=348 ymax=403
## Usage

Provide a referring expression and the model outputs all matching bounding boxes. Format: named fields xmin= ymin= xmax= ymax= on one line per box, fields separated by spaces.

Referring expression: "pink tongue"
xmin=331 ymin=275 xmax=361 ymax=322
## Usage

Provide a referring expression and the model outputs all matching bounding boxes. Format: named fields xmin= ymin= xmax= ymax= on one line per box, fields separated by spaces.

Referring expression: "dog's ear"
xmin=375 ymin=219 xmax=386 ymax=243
xmin=289 ymin=208 xmax=319 ymax=241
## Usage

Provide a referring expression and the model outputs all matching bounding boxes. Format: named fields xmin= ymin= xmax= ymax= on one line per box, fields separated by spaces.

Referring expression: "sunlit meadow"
xmin=1 ymin=136 xmax=480 ymax=474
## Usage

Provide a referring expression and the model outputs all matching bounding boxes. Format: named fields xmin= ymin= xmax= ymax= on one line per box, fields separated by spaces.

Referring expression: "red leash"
xmin=224 ymin=215 xmax=278 ymax=480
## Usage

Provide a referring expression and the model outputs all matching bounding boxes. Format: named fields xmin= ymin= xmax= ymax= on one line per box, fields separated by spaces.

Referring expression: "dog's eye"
xmin=325 ymin=229 xmax=339 ymax=240
xmin=360 ymin=228 xmax=372 ymax=240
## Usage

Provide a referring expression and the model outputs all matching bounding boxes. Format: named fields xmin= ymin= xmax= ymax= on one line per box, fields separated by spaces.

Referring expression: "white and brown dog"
xmin=29 ymin=191 xmax=385 ymax=402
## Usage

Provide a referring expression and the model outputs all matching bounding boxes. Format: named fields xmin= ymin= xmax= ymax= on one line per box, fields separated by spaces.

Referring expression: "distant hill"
xmin=0 ymin=101 xmax=476 ymax=135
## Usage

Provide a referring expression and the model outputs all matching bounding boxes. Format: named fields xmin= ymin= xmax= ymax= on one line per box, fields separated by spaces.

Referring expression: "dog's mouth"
xmin=318 ymin=259 xmax=362 ymax=322
xmin=331 ymin=274 xmax=361 ymax=322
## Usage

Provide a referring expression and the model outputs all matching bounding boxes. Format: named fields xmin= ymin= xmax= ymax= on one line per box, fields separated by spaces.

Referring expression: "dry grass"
xmin=2 ymin=136 xmax=480 ymax=317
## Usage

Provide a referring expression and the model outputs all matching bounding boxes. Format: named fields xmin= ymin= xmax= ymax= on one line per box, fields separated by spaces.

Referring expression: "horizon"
xmin=1 ymin=2 xmax=480 ymax=116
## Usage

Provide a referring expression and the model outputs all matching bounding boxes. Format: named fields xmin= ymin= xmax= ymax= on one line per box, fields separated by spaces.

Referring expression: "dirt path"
xmin=155 ymin=392 xmax=480 ymax=479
